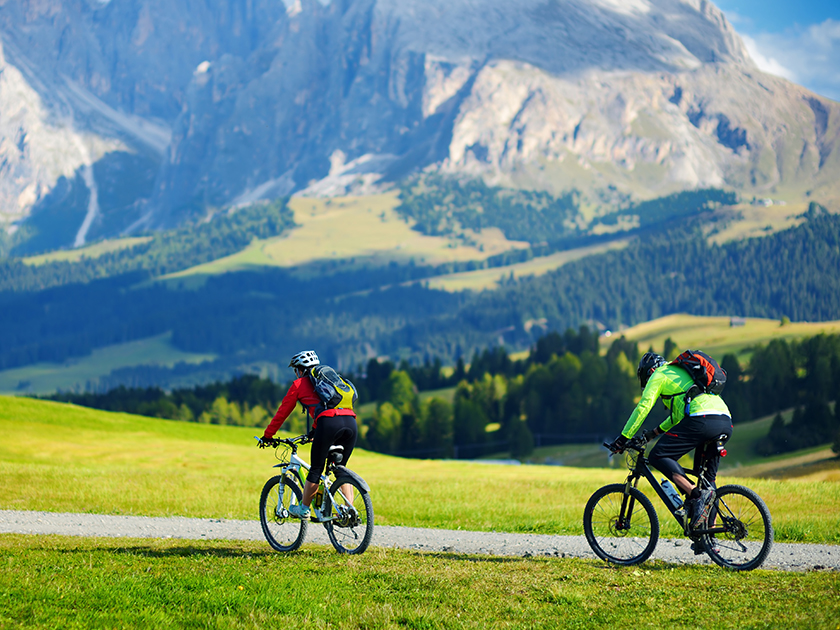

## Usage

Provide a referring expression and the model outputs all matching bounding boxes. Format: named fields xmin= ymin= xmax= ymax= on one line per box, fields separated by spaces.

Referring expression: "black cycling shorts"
xmin=306 ymin=414 xmax=357 ymax=484
xmin=648 ymin=414 xmax=732 ymax=485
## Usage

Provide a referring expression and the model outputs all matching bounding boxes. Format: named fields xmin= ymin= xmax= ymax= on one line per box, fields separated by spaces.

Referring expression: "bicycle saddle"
xmin=328 ymin=444 xmax=344 ymax=464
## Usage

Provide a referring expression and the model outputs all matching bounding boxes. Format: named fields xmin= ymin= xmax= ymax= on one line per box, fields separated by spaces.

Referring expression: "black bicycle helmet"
xmin=637 ymin=352 xmax=666 ymax=389
xmin=289 ymin=350 xmax=320 ymax=370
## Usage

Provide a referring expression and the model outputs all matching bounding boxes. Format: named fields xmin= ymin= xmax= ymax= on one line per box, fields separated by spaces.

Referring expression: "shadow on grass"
xmin=50 ymin=542 xmax=279 ymax=560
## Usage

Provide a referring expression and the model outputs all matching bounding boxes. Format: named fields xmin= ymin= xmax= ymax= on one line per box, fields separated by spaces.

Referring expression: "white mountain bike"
xmin=257 ymin=434 xmax=373 ymax=555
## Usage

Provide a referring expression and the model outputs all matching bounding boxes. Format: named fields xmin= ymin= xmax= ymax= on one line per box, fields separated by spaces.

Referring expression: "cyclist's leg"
xmin=333 ymin=416 xmax=358 ymax=503
xmin=304 ymin=418 xmax=339 ymax=505
xmin=648 ymin=423 xmax=698 ymax=495
xmin=694 ymin=415 xmax=733 ymax=487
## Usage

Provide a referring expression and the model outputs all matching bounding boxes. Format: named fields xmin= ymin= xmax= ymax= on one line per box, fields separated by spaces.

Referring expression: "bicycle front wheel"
xmin=259 ymin=475 xmax=308 ymax=552
xmin=323 ymin=476 xmax=373 ymax=555
xmin=583 ymin=483 xmax=660 ymax=566
xmin=702 ymin=484 xmax=773 ymax=571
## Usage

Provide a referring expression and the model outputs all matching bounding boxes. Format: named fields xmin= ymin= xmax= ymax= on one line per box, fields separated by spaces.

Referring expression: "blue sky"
xmin=715 ymin=0 xmax=840 ymax=101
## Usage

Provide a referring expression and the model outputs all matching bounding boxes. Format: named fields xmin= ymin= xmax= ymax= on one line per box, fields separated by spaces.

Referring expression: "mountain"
xmin=0 ymin=0 xmax=838 ymax=247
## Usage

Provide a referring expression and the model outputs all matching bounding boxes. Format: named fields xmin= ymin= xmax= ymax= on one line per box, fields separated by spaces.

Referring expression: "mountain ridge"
xmin=0 ymin=0 xmax=837 ymax=249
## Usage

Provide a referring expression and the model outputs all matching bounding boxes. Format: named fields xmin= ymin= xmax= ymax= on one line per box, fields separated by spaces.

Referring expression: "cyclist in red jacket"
xmin=259 ymin=350 xmax=357 ymax=519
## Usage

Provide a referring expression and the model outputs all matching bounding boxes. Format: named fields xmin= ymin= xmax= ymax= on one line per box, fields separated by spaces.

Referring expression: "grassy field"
xmin=0 ymin=333 xmax=216 ymax=396
xmin=422 ymin=239 xmax=630 ymax=292
xmin=21 ymin=236 xmax=152 ymax=265
xmin=2 ymin=396 xmax=839 ymax=545
xmin=1 ymin=535 xmax=837 ymax=630
xmin=159 ymin=193 xmax=530 ymax=286
xmin=605 ymin=313 xmax=840 ymax=364
xmin=707 ymin=202 xmax=808 ymax=245
xmin=2 ymin=395 xmax=839 ymax=629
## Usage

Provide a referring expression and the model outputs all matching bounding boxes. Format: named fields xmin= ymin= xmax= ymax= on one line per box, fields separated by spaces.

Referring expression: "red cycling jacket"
xmin=263 ymin=376 xmax=355 ymax=438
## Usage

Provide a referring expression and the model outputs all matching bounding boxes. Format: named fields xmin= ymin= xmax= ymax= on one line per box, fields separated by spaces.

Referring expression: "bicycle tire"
xmin=259 ymin=475 xmax=308 ymax=552
xmin=702 ymin=484 xmax=773 ymax=571
xmin=583 ymin=483 xmax=660 ymax=566
xmin=323 ymin=476 xmax=373 ymax=555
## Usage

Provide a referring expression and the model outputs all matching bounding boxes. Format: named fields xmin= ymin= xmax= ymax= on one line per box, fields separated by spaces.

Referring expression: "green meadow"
xmin=2 ymin=396 xmax=838 ymax=543
xmin=2 ymin=395 xmax=839 ymax=629
xmin=1 ymin=535 xmax=837 ymax=630
xmin=21 ymin=236 xmax=153 ymax=266
xmin=158 ymin=193 xmax=530 ymax=287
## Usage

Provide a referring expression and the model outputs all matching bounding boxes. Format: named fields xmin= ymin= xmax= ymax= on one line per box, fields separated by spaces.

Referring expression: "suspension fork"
xmin=618 ymin=475 xmax=641 ymax=530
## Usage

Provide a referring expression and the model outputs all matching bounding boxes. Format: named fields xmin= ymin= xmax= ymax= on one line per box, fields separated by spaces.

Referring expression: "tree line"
xmin=45 ymin=327 xmax=840 ymax=459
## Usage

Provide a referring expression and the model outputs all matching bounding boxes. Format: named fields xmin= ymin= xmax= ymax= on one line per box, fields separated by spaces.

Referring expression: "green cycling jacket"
xmin=621 ymin=364 xmax=731 ymax=439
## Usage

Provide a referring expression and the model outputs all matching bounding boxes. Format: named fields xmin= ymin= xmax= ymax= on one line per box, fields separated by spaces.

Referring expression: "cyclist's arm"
xmin=263 ymin=381 xmax=302 ymax=438
xmin=620 ymin=369 xmax=666 ymax=438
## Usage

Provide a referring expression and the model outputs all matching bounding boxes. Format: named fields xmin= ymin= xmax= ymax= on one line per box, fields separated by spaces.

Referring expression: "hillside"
xmin=1 ymin=203 xmax=839 ymax=393
xmin=605 ymin=313 xmax=840 ymax=364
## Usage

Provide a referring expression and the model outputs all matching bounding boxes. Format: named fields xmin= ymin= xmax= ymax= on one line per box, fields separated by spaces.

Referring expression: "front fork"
xmin=275 ymin=466 xmax=306 ymax=518
xmin=617 ymin=477 xmax=640 ymax=530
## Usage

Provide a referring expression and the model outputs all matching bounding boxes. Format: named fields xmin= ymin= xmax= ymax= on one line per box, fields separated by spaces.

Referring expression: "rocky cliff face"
xmin=1 ymin=0 xmax=838 ymax=243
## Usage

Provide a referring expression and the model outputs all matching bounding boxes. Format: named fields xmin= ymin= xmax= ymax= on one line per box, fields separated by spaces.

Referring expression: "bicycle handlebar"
xmin=603 ymin=436 xmax=647 ymax=455
xmin=255 ymin=434 xmax=312 ymax=449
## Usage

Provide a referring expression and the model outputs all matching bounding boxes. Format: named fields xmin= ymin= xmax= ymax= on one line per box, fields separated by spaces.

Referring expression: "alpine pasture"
xmin=1 ymin=395 xmax=839 ymax=628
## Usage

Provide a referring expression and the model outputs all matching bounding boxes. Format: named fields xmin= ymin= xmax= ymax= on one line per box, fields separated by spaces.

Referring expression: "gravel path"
xmin=1 ymin=510 xmax=836 ymax=572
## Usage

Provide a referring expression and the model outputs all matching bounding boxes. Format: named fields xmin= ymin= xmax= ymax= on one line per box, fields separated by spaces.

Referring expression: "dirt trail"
xmin=1 ymin=510 xmax=837 ymax=572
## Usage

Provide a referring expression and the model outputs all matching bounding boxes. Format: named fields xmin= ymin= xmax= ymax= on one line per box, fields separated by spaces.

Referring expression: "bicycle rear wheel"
xmin=702 ymin=484 xmax=773 ymax=571
xmin=583 ymin=483 xmax=660 ymax=565
xmin=259 ymin=475 xmax=308 ymax=552
xmin=323 ymin=476 xmax=373 ymax=555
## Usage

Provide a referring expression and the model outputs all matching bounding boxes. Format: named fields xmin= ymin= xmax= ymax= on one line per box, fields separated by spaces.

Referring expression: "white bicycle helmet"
xmin=289 ymin=350 xmax=320 ymax=369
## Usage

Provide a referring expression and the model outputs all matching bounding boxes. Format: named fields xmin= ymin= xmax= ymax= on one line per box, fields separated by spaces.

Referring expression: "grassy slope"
xmin=0 ymin=333 xmax=216 ymax=396
xmin=2 ymin=396 xmax=838 ymax=544
xmin=707 ymin=202 xmax=808 ymax=245
xmin=423 ymin=239 xmax=631 ymax=291
xmin=157 ymin=193 xmax=530 ymax=286
xmin=20 ymin=236 xmax=153 ymax=266
xmin=604 ymin=313 xmax=840 ymax=364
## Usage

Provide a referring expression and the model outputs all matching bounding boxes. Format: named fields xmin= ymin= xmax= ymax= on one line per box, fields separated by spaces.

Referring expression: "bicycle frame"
xmin=620 ymin=443 xmax=726 ymax=537
xmin=270 ymin=439 xmax=356 ymax=523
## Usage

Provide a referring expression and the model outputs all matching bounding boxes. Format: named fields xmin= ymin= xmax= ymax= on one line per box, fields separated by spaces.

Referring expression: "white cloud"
xmin=741 ymin=35 xmax=797 ymax=81
xmin=742 ymin=19 xmax=840 ymax=101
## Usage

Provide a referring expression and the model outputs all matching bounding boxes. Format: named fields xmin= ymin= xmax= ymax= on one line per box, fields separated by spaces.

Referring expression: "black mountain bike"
xmin=583 ymin=436 xmax=773 ymax=571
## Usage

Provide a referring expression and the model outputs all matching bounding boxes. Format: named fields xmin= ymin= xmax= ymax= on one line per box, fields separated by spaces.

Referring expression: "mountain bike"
xmin=583 ymin=435 xmax=773 ymax=571
xmin=257 ymin=434 xmax=374 ymax=555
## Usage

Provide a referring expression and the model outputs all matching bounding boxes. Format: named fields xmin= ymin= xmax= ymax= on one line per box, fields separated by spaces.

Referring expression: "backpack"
xmin=668 ymin=350 xmax=727 ymax=413
xmin=307 ymin=365 xmax=358 ymax=419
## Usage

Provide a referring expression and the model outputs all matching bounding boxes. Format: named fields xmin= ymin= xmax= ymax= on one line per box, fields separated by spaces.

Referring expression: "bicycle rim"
xmin=259 ymin=475 xmax=308 ymax=552
xmin=583 ymin=483 xmax=659 ymax=566
xmin=702 ymin=484 xmax=773 ymax=571
xmin=323 ymin=477 xmax=373 ymax=555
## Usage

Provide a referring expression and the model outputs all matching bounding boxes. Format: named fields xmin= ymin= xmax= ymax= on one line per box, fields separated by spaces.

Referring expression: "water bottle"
xmin=661 ymin=479 xmax=684 ymax=509
xmin=314 ymin=485 xmax=324 ymax=510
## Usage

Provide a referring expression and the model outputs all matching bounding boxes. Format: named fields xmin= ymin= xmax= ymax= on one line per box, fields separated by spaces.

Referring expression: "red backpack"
xmin=669 ymin=350 xmax=727 ymax=406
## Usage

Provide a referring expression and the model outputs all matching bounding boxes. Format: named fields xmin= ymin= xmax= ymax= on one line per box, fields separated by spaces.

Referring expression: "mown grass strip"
xmin=1 ymin=535 xmax=838 ymax=630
